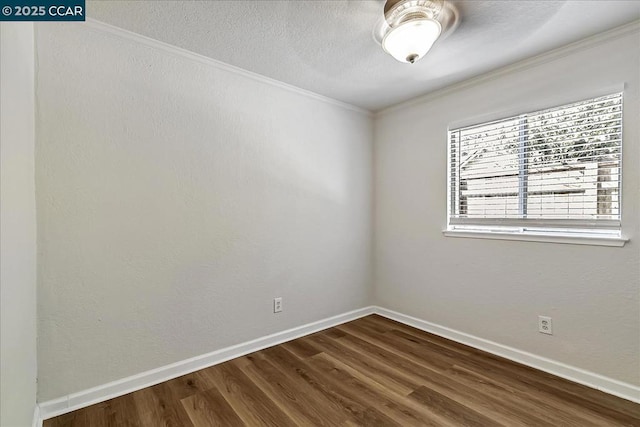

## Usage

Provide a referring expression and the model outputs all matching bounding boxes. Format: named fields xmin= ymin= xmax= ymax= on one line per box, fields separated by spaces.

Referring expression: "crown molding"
xmin=376 ymin=20 xmax=640 ymax=117
xmin=79 ymin=18 xmax=372 ymax=117
xmin=60 ymin=18 xmax=639 ymax=119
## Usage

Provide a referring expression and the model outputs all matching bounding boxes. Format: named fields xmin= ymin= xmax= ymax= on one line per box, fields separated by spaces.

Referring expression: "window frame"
xmin=445 ymin=92 xmax=628 ymax=247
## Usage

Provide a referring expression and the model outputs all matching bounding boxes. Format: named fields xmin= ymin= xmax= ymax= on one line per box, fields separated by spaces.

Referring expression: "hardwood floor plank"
xmin=180 ymin=386 xmax=244 ymax=427
xmin=243 ymin=350 xmax=351 ymax=426
xmin=305 ymin=352 xmax=427 ymax=427
xmin=353 ymin=315 xmax=395 ymax=333
xmin=43 ymin=409 xmax=93 ymax=427
xmin=138 ymin=382 xmax=195 ymax=427
xmin=301 ymin=332 xmax=419 ymax=395
xmin=262 ymin=345 xmax=402 ymax=426
xmin=309 ymin=351 xmax=457 ymax=427
xmin=332 ymin=328 xmax=554 ymax=426
xmin=409 ymin=386 xmax=503 ymax=427
xmin=374 ymin=318 xmax=639 ymax=420
xmin=200 ymin=360 xmax=297 ymax=427
xmin=445 ymin=364 xmax=611 ymax=427
xmin=317 ymin=327 xmax=347 ymax=339
xmin=131 ymin=387 xmax=186 ymax=427
xmin=362 ymin=315 xmax=473 ymax=356
xmin=378 ymin=326 xmax=625 ymax=425
xmin=43 ymin=315 xmax=640 ymax=427
xmin=233 ymin=353 xmax=342 ymax=426
xmin=382 ymin=326 xmax=637 ymax=426
xmin=337 ymin=322 xmax=456 ymax=372
xmin=161 ymin=372 xmax=213 ymax=401
xmin=280 ymin=336 xmax=322 ymax=359
xmin=44 ymin=395 xmax=140 ymax=427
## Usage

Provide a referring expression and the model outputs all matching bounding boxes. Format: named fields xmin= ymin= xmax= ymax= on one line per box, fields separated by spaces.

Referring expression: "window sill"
xmin=442 ymin=230 xmax=628 ymax=247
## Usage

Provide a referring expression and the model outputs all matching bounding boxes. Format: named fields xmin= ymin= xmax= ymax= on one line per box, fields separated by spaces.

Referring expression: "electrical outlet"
xmin=273 ymin=297 xmax=283 ymax=313
xmin=538 ymin=316 xmax=553 ymax=335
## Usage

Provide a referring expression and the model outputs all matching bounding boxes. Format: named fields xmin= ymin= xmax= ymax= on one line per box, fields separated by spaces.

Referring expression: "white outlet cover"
xmin=538 ymin=316 xmax=553 ymax=335
xmin=274 ymin=297 xmax=282 ymax=313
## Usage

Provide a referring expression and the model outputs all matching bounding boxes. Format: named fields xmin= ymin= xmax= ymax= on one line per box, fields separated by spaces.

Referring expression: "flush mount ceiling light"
xmin=374 ymin=0 xmax=459 ymax=64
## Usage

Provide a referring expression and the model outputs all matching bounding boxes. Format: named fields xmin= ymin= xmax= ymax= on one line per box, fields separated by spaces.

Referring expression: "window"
xmin=447 ymin=92 xmax=623 ymax=242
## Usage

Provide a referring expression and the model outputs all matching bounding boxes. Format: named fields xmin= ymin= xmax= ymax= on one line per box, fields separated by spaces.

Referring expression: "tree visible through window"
xmin=448 ymin=93 xmax=622 ymax=234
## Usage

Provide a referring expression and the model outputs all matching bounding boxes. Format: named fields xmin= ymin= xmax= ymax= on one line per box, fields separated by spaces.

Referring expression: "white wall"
xmin=374 ymin=28 xmax=640 ymax=386
xmin=0 ymin=22 xmax=38 ymax=427
xmin=35 ymin=23 xmax=373 ymax=400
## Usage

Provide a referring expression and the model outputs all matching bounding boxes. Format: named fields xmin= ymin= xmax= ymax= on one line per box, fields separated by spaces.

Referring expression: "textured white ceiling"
xmin=87 ymin=1 xmax=640 ymax=111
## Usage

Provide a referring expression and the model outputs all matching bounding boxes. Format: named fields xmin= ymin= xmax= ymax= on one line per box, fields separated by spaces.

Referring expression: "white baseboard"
xmin=38 ymin=306 xmax=375 ymax=421
xmin=373 ymin=306 xmax=640 ymax=404
xmin=32 ymin=404 xmax=42 ymax=427
xmin=37 ymin=304 xmax=639 ymax=424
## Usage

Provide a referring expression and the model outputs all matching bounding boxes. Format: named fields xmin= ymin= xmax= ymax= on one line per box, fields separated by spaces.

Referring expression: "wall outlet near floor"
xmin=273 ymin=297 xmax=283 ymax=313
xmin=538 ymin=316 xmax=553 ymax=335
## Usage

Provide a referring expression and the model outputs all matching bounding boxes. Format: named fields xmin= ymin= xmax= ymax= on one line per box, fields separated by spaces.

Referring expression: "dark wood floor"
xmin=44 ymin=315 xmax=640 ymax=426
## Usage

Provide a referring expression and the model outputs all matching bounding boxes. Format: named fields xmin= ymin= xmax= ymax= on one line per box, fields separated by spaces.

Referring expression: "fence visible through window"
xmin=448 ymin=92 xmax=622 ymax=234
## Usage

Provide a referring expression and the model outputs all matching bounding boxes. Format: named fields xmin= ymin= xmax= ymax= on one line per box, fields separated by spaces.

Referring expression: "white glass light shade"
xmin=382 ymin=18 xmax=442 ymax=63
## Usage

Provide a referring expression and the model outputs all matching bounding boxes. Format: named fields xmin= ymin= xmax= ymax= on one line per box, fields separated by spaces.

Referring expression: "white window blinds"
xmin=448 ymin=93 xmax=623 ymax=233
